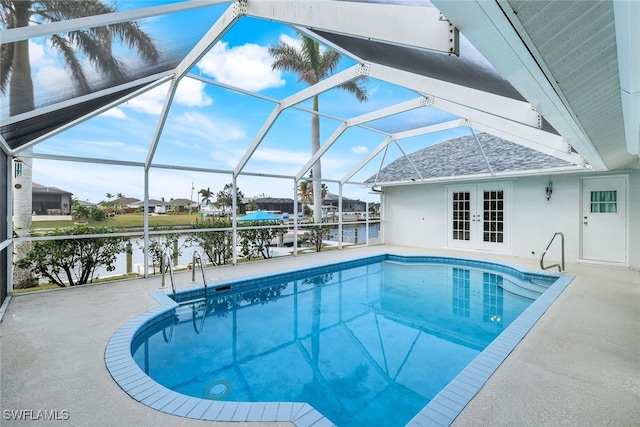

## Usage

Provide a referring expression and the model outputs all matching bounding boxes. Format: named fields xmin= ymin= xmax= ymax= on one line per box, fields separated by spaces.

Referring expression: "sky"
xmin=13 ymin=0 xmax=473 ymax=205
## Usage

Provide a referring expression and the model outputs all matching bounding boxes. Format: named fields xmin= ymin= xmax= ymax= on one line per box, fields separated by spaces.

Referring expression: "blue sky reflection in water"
xmin=12 ymin=1 xmax=470 ymax=204
xmin=132 ymin=260 xmax=544 ymax=426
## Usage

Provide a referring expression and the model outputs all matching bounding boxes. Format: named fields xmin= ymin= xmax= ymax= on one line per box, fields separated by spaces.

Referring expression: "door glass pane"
xmin=483 ymin=190 xmax=504 ymax=243
xmin=590 ymin=191 xmax=617 ymax=213
xmin=452 ymin=192 xmax=470 ymax=240
xmin=483 ymin=273 xmax=503 ymax=323
xmin=452 ymin=268 xmax=470 ymax=318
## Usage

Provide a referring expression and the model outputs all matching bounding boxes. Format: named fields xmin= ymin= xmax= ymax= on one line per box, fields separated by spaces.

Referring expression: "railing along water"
xmin=540 ymin=232 xmax=565 ymax=272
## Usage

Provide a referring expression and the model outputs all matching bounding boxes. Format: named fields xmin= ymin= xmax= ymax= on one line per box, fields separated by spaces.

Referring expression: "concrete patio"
xmin=1 ymin=245 xmax=638 ymax=426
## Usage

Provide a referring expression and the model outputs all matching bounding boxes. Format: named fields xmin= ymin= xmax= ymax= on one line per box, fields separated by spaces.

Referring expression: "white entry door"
xmin=582 ymin=177 xmax=627 ymax=263
xmin=447 ymin=183 xmax=511 ymax=252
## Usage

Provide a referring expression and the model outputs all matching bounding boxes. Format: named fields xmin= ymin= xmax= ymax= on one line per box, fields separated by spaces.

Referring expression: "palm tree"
xmin=71 ymin=199 xmax=90 ymax=223
xmin=105 ymin=193 xmax=113 ymax=202
xmin=298 ymin=180 xmax=313 ymax=216
xmin=246 ymin=198 xmax=259 ymax=212
xmin=116 ymin=192 xmax=124 ymax=199
xmin=199 ymin=187 xmax=213 ymax=205
xmin=269 ymin=33 xmax=367 ymax=223
xmin=0 ymin=0 xmax=159 ymax=288
xmin=319 ymin=183 xmax=328 ymax=200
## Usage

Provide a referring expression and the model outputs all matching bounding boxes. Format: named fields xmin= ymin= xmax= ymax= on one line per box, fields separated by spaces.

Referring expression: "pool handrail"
xmin=540 ymin=232 xmax=565 ymax=272
xmin=191 ymin=250 xmax=208 ymax=295
xmin=192 ymin=302 xmax=206 ymax=334
xmin=161 ymin=247 xmax=176 ymax=298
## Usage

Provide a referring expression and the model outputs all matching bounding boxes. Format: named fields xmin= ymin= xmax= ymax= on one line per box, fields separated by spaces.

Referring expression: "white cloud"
xmin=33 ymin=160 xmax=146 ymax=202
xmin=209 ymin=148 xmax=244 ymax=169
xmin=29 ymin=40 xmax=54 ymax=68
xmin=85 ymin=140 xmax=126 ymax=148
xmin=175 ymin=77 xmax=213 ymax=107
xmin=198 ymin=41 xmax=285 ymax=92
xmin=100 ymin=108 xmax=127 ymax=119
xmin=124 ymin=79 xmax=212 ymax=115
xmin=124 ymin=84 xmax=167 ymax=115
xmin=172 ymin=111 xmax=246 ymax=143
xmin=351 ymin=145 xmax=369 ymax=155
xmin=33 ymin=65 xmax=69 ymax=94
xmin=279 ymin=34 xmax=302 ymax=51
xmin=252 ymin=147 xmax=309 ymax=165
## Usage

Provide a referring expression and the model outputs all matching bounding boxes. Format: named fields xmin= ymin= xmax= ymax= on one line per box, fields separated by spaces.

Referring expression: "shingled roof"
xmin=32 ymin=182 xmax=72 ymax=195
xmin=366 ymin=133 xmax=580 ymax=185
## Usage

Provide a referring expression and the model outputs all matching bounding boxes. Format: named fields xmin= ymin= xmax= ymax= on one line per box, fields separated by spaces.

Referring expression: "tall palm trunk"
xmin=11 ymin=2 xmax=36 ymax=288
xmin=311 ymin=95 xmax=322 ymax=223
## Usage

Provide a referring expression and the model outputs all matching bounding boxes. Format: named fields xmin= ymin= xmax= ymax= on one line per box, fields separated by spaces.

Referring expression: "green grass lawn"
xmin=33 ymin=212 xmax=204 ymax=230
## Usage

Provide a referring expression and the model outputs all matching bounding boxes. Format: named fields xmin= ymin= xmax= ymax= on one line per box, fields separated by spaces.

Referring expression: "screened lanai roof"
xmin=366 ymin=133 xmax=581 ymax=186
xmin=1 ymin=0 xmax=638 ymax=194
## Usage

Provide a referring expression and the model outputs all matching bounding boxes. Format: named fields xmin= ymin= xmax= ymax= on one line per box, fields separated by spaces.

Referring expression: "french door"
xmin=447 ymin=183 xmax=511 ymax=252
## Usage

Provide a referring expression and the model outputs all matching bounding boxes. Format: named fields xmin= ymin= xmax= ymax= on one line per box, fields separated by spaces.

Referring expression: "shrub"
xmin=301 ymin=225 xmax=331 ymax=252
xmin=187 ymin=219 xmax=233 ymax=265
xmin=238 ymin=220 xmax=285 ymax=260
xmin=16 ymin=225 xmax=128 ymax=287
xmin=137 ymin=225 xmax=185 ymax=274
xmin=91 ymin=207 xmax=106 ymax=221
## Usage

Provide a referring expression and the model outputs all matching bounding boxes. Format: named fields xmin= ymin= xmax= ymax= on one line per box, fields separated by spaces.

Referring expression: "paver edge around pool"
xmin=104 ymin=253 xmax=574 ymax=427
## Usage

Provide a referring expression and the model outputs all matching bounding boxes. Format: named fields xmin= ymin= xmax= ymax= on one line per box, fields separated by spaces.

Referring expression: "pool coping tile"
xmin=104 ymin=253 xmax=574 ymax=427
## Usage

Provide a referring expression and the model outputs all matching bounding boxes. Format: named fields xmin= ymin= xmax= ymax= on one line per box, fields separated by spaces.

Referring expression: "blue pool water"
xmin=129 ymin=256 xmax=557 ymax=426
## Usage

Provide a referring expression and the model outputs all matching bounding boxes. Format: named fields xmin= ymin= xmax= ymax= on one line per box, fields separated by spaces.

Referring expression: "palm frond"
xmin=269 ymin=42 xmax=317 ymax=85
xmin=0 ymin=42 xmax=14 ymax=94
xmin=69 ymin=29 xmax=126 ymax=82
xmin=31 ymin=0 xmax=157 ymax=86
xmin=0 ymin=0 xmax=14 ymax=28
xmin=49 ymin=34 xmax=90 ymax=93
xmin=108 ymin=21 xmax=160 ymax=64
xmin=339 ymin=77 xmax=369 ymax=102
xmin=318 ymin=49 xmax=341 ymax=80
xmin=299 ymin=35 xmax=321 ymax=80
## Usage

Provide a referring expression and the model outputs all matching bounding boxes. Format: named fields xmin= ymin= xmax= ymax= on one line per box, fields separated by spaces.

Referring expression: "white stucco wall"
xmin=510 ymin=174 xmax=580 ymax=262
xmin=381 ymin=170 xmax=639 ymax=269
xmin=628 ymin=171 xmax=640 ymax=270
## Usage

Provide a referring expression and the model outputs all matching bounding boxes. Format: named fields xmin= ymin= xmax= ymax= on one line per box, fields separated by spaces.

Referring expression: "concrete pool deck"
xmin=1 ymin=245 xmax=638 ymax=426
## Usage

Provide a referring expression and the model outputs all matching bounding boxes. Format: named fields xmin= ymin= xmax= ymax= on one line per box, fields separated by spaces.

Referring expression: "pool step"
xmin=500 ymin=279 xmax=546 ymax=300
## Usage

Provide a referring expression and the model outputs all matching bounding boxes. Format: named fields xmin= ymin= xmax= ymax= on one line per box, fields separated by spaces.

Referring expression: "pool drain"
xmin=205 ymin=380 xmax=231 ymax=399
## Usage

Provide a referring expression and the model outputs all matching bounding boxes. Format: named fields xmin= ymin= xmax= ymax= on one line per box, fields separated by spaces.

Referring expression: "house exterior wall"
xmin=381 ymin=170 xmax=639 ymax=270
xmin=628 ymin=171 xmax=640 ymax=270
xmin=32 ymin=192 xmax=72 ymax=215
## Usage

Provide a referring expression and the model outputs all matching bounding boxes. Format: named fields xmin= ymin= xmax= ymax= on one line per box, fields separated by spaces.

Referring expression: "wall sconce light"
xmin=545 ymin=177 xmax=553 ymax=201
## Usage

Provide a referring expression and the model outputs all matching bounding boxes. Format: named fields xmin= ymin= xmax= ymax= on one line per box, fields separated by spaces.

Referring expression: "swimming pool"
xmin=106 ymin=254 xmax=573 ymax=426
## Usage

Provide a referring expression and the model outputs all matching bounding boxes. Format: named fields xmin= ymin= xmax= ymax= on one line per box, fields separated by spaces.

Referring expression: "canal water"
xmin=90 ymin=222 xmax=380 ymax=280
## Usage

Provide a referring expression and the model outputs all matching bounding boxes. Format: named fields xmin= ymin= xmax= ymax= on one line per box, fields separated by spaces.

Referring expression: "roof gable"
xmin=32 ymin=182 xmax=72 ymax=195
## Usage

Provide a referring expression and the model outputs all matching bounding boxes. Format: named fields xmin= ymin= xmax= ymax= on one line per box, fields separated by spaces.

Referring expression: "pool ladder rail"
xmin=161 ymin=247 xmax=176 ymax=298
xmin=191 ymin=249 xmax=208 ymax=296
xmin=540 ymin=232 xmax=565 ymax=272
xmin=161 ymin=249 xmax=210 ymax=299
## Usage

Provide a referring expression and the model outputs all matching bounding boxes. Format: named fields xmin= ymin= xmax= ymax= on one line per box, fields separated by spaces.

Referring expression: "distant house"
xmin=323 ymin=193 xmax=366 ymax=213
xmin=127 ymin=198 xmax=195 ymax=214
xmin=128 ymin=198 xmax=161 ymax=213
xmin=166 ymin=198 xmax=196 ymax=213
xmin=112 ymin=196 xmax=141 ymax=207
xmin=246 ymin=197 xmax=299 ymax=215
xmin=75 ymin=199 xmax=96 ymax=208
xmin=32 ymin=183 xmax=73 ymax=215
